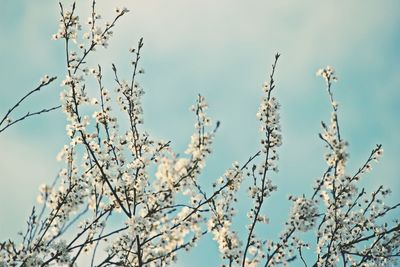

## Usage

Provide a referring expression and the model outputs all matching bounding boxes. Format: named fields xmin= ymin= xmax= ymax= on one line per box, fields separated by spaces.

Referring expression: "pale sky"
xmin=0 ymin=1 xmax=399 ymax=265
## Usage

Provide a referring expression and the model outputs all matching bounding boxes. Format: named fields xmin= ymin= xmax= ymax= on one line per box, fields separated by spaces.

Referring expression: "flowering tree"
xmin=1 ymin=2 xmax=399 ymax=266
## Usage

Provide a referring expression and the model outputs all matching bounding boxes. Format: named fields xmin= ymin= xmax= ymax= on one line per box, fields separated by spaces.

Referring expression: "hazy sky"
xmin=0 ymin=1 xmax=399 ymax=265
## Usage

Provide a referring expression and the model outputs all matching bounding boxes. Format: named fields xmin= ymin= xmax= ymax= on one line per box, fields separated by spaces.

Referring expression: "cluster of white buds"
xmin=316 ymin=66 xmax=338 ymax=84
xmin=52 ymin=5 xmax=81 ymax=41
xmin=208 ymin=162 xmax=244 ymax=264
xmin=185 ymin=95 xmax=214 ymax=167
xmin=288 ymin=196 xmax=318 ymax=232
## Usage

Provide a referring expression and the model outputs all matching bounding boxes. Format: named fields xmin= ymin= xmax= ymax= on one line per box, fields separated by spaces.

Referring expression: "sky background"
xmin=0 ymin=0 xmax=399 ymax=266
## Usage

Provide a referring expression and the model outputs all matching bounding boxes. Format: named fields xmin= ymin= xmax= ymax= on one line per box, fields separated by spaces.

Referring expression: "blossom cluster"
xmin=288 ymin=196 xmax=318 ymax=232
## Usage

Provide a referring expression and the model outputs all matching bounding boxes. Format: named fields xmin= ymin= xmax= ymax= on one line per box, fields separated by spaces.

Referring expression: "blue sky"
xmin=0 ymin=1 xmax=399 ymax=265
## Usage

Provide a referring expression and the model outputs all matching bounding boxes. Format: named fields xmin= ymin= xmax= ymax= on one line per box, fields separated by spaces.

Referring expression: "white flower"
xmin=40 ymin=74 xmax=50 ymax=84
xmin=114 ymin=7 xmax=129 ymax=15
